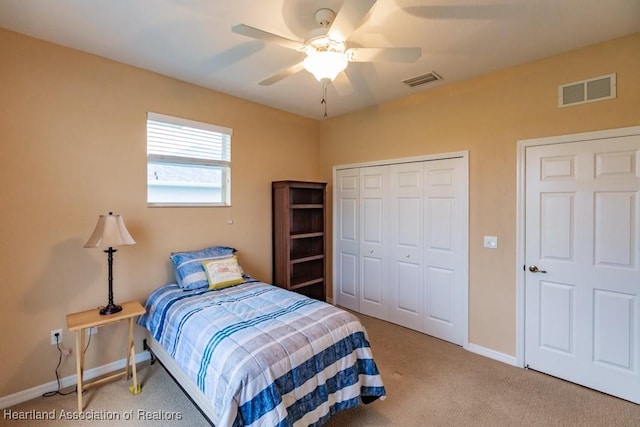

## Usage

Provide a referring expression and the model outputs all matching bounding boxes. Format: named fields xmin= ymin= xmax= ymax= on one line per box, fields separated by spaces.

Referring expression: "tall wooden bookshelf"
xmin=272 ymin=181 xmax=327 ymax=301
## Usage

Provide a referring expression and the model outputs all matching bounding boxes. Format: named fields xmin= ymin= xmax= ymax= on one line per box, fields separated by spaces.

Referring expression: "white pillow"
xmin=202 ymin=256 xmax=245 ymax=290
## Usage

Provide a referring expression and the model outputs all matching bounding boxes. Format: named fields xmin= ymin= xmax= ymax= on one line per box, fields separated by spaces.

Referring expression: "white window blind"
xmin=147 ymin=112 xmax=232 ymax=164
xmin=147 ymin=112 xmax=233 ymax=206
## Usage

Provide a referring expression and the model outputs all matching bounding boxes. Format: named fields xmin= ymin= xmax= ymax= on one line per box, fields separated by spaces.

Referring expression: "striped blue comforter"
xmin=139 ymin=281 xmax=386 ymax=427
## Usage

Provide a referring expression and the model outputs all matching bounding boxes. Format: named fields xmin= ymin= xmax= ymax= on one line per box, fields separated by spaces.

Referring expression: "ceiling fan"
xmin=231 ymin=0 xmax=422 ymax=87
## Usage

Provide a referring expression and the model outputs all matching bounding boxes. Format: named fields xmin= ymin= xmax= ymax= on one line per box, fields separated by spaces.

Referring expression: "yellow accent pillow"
xmin=202 ymin=256 xmax=245 ymax=290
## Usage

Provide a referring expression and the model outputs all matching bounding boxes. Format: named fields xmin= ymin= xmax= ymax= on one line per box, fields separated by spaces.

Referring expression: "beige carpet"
xmin=6 ymin=313 xmax=639 ymax=426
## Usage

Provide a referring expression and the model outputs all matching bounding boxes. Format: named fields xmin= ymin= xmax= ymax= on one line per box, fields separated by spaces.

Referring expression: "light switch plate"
xmin=484 ymin=236 xmax=498 ymax=249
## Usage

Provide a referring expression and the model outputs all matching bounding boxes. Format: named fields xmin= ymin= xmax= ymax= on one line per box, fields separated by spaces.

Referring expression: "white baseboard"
xmin=466 ymin=342 xmax=519 ymax=367
xmin=0 ymin=351 xmax=151 ymax=410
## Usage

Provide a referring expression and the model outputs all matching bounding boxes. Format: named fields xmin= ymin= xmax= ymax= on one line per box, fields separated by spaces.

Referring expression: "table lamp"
xmin=84 ymin=212 xmax=135 ymax=315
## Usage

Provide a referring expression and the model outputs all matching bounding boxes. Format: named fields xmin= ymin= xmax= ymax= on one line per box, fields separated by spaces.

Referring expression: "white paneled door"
xmin=334 ymin=169 xmax=360 ymax=311
xmin=423 ymin=158 xmax=466 ymax=345
xmin=524 ymin=133 xmax=640 ymax=403
xmin=359 ymin=166 xmax=390 ymax=319
xmin=389 ymin=162 xmax=424 ymax=331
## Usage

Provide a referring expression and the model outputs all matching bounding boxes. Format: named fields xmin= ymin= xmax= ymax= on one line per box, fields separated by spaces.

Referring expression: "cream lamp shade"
xmin=84 ymin=213 xmax=135 ymax=248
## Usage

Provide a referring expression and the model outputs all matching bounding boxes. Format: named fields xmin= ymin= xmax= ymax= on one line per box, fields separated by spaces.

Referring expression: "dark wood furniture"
xmin=272 ymin=181 xmax=327 ymax=301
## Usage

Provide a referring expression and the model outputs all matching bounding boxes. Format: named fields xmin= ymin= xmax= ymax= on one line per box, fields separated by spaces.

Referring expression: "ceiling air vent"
xmin=559 ymin=73 xmax=616 ymax=107
xmin=403 ymin=71 xmax=443 ymax=88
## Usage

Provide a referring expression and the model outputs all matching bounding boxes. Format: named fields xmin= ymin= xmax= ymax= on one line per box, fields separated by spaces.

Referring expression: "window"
xmin=147 ymin=112 xmax=232 ymax=206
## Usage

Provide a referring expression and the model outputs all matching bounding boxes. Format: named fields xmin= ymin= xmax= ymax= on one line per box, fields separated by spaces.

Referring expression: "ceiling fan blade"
xmin=258 ymin=62 xmax=305 ymax=86
xmin=231 ymin=24 xmax=304 ymax=51
xmin=346 ymin=47 xmax=421 ymax=63
xmin=327 ymin=0 xmax=377 ymax=42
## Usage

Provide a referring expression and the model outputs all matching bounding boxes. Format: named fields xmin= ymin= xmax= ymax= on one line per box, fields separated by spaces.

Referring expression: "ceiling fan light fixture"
xmin=303 ymin=51 xmax=348 ymax=83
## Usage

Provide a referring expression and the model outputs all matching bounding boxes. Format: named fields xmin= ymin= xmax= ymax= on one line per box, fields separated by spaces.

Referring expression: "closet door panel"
xmin=389 ymin=163 xmax=424 ymax=330
xmin=359 ymin=166 xmax=389 ymax=319
xmin=426 ymin=197 xmax=455 ymax=265
xmin=335 ymin=169 xmax=360 ymax=310
xmin=423 ymin=158 xmax=466 ymax=345
xmin=362 ymin=257 xmax=384 ymax=303
xmin=425 ymin=266 xmax=455 ymax=324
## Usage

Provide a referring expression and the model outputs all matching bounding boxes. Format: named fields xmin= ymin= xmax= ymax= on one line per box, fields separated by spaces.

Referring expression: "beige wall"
xmin=1 ymin=26 xmax=638 ymax=399
xmin=318 ymin=33 xmax=640 ymax=356
xmin=0 ymin=29 xmax=320 ymax=396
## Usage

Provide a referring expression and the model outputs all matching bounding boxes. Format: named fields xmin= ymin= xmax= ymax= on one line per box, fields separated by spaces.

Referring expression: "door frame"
xmin=332 ymin=150 xmax=469 ymax=349
xmin=515 ymin=125 xmax=640 ymax=368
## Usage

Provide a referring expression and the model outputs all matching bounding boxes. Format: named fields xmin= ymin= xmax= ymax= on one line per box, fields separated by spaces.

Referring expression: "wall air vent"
xmin=559 ymin=73 xmax=616 ymax=107
xmin=403 ymin=71 xmax=443 ymax=88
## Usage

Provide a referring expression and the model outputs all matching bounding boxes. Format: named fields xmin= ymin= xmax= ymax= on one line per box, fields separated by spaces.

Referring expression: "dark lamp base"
xmin=99 ymin=303 xmax=123 ymax=316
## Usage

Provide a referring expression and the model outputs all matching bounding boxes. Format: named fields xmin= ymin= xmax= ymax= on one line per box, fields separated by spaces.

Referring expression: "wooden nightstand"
xmin=66 ymin=300 xmax=146 ymax=413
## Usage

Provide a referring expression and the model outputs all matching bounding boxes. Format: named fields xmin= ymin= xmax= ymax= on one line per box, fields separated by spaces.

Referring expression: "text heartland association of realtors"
xmin=3 ymin=409 xmax=183 ymax=421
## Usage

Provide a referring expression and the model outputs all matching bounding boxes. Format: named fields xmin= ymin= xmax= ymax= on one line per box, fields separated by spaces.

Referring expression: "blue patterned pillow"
xmin=170 ymin=246 xmax=237 ymax=290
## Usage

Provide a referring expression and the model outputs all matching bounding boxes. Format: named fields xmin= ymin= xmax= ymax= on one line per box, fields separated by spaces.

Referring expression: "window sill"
xmin=147 ymin=203 xmax=231 ymax=208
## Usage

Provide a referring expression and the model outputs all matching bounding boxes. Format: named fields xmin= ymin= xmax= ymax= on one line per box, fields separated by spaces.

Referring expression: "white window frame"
xmin=147 ymin=112 xmax=233 ymax=207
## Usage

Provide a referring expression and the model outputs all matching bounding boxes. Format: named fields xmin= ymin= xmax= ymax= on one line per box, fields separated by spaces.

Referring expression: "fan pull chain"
xmin=321 ymin=80 xmax=328 ymax=118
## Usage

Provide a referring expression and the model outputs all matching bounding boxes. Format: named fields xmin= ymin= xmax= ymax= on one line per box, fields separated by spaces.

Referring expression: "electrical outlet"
xmin=87 ymin=326 xmax=98 ymax=337
xmin=50 ymin=329 xmax=63 ymax=345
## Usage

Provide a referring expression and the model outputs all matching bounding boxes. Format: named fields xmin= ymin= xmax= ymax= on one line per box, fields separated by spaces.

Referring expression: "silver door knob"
xmin=529 ymin=265 xmax=547 ymax=273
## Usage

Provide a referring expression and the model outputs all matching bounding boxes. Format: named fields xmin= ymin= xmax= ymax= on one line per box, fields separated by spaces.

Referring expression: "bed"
xmin=139 ymin=279 xmax=386 ymax=427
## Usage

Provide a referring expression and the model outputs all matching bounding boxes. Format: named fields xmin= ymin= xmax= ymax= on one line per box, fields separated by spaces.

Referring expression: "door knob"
xmin=528 ymin=265 xmax=547 ymax=273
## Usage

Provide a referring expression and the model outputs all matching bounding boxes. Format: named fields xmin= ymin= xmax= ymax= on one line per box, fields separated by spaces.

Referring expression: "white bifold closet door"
xmin=422 ymin=158 xmax=466 ymax=345
xmin=334 ymin=156 xmax=467 ymax=346
xmin=334 ymin=169 xmax=360 ymax=311
xmin=388 ymin=162 xmax=424 ymax=331
xmin=359 ymin=166 xmax=390 ymax=319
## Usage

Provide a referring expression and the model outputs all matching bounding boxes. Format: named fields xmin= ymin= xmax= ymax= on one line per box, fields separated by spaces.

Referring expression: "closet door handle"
xmin=528 ymin=265 xmax=547 ymax=274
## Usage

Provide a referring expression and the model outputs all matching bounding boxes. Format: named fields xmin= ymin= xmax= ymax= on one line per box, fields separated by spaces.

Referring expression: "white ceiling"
xmin=1 ymin=0 xmax=638 ymax=120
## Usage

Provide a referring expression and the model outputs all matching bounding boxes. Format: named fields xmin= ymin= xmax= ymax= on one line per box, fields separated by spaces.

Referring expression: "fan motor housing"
xmin=314 ymin=8 xmax=336 ymax=27
xmin=306 ymin=8 xmax=343 ymax=52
